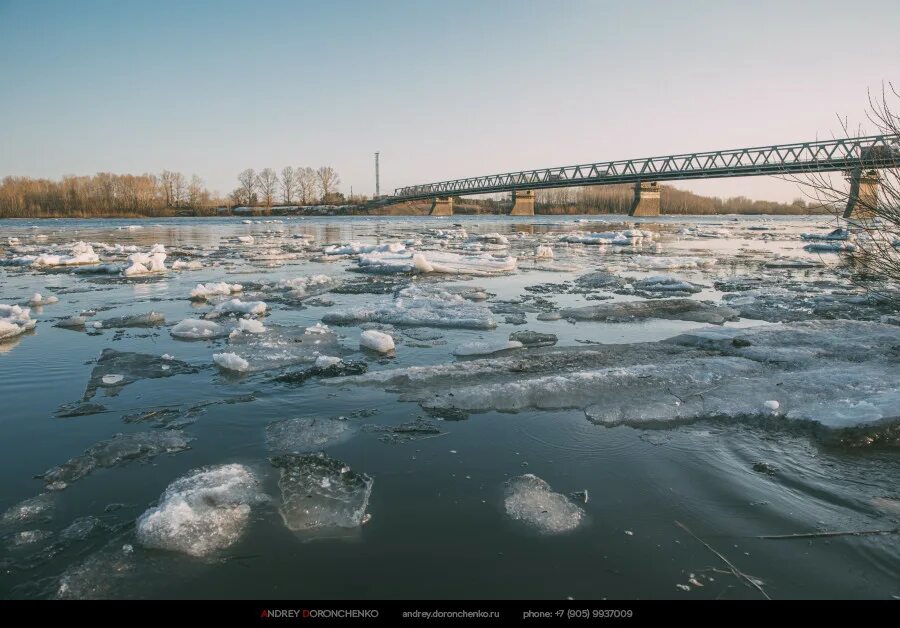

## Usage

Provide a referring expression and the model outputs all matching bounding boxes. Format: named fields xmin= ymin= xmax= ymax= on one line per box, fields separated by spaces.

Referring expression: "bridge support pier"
xmin=430 ymin=196 xmax=453 ymax=216
xmin=843 ymin=169 xmax=879 ymax=219
xmin=510 ymin=190 xmax=535 ymax=216
xmin=629 ymin=181 xmax=660 ymax=217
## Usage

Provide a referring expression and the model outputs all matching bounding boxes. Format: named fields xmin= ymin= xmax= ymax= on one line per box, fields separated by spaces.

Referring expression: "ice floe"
xmin=265 ymin=417 xmax=356 ymax=453
xmin=212 ymin=298 xmax=267 ymax=317
xmin=323 ymin=285 xmax=497 ymax=330
xmin=170 ymin=318 xmax=227 ymax=339
xmin=189 ymin=282 xmax=243 ymax=301
xmin=360 ymin=329 xmax=395 ymax=354
xmin=270 ymin=453 xmax=373 ymax=532
xmin=41 ymin=431 xmax=193 ymax=490
xmin=453 ymin=339 xmax=523 ymax=356
xmin=136 ymin=464 xmax=264 ymax=557
xmin=0 ymin=304 xmax=36 ymax=341
xmin=561 ymin=298 xmax=737 ymax=324
xmin=504 ymin=474 xmax=585 ymax=534
xmin=213 ymin=352 xmax=251 ymax=372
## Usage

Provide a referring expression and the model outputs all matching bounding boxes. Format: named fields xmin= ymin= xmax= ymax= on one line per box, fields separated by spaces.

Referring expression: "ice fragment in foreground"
xmin=504 ymin=474 xmax=585 ymax=534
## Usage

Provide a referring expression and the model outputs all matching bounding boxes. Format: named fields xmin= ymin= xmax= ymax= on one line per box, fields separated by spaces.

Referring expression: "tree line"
xmin=231 ymin=166 xmax=353 ymax=207
xmin=0 ymin=171 xmax=221 ymax=218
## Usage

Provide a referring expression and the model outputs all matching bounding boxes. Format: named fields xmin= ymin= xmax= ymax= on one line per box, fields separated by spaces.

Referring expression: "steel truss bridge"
xmin=389 ymin=134 xmax=900 ymax=203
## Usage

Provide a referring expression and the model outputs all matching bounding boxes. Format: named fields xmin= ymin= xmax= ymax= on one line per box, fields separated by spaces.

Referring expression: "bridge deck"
xmin=388 ymin=135 xmax=900 ymax=203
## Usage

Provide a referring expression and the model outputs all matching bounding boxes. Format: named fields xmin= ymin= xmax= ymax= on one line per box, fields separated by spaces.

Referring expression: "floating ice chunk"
xmin=30 ymin=242 xmax=100 ymax=267
xmin=764 ymin=400 xmax=780 ymax=412
xmin=453 ymin=339 xmax=522 ymax=356
xmin=561 ymin=299 xmax=738 ymax=324
xmin=803 ymin=241 xmax=856 ymax=252
xmin=323 ymin=241 xmax=405 ymax=255
xmin=101 ymin=374 xmax=124 ymax=385
xmin=171 ymin=318 xmax=227 ymax=339
xmin=509 ymin=330 xmax=557 ymax=347
xmin=29 ymin=293 xmax=59 ymax=306
xmin=122 ymin=245 xmax=167 ymax=275
xmin=360 ymin=329 xmax=395 ymax=353
xmin=213 ymin=352 xmax=251 ymax=372
xmin=230 ymin=318 xmax=266 ymax=335
xmin=100 ymin=312 xmax=165 ymax=328
xmin=136 ymin=464 xmax=264 ymax=557
xmin=323 ymin=285 xmax=497 ymax=330
xmin=82 ymin=349 xmax=197 ymax=399
xmin=504 ymin=474 xmax=585 ymax=534
xmin=213 ymin=298 xmax=267 ymax=317
xmin=356 ymin=249 xmax=517 ymax=276
xmin=633 ymin=275 xmax=702 ymax=294
xmin=315 ymin=355 xmax=342 ymax=368
xmin=764 ymin=257 xmax=824 ymax=268
xmin=265 ymin=417 xmax=356 ymax=453
xmin=226 ymin=324 xmax=343 ymax=372
xmin=237 ymin=235 xmax=254 ymax=243
xmin=305 ymin=322 xmax=331 ymax=335
xmin=172 ymin=259 xmax=204 ymax=270
xmin=2 ymin=493 xmax=54 ymax=525
xmin=801 ymin=228 xmax=851 ymax=241
xmin=559 ymin=229 xmax=653 ymax=246
xmin=41 ymin=431 xmax=193 ymax=490
xmin=626 ymin=256 xmax=716 ymax=270
xmin=189 ymin=282 xmax=243 ymax=301
xmin=271 ymin=453 xmax=373 ymax=532
xmin=274 ymin=274 xmax=338 ymax=299
xmin=0 ymin=304 xmax=36 ymax=341
xmin=534 ymin=245 xmax=554 ymax=259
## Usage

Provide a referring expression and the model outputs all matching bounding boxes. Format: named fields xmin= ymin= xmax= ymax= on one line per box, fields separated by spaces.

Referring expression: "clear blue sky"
xmin=2 ymin=0 xmax=899 ymax=201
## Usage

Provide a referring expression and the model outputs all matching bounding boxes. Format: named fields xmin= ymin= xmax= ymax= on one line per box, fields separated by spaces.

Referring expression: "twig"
xmin=758 ymin=528 xmax=899 ymax=540
xmin=674 ymin=520 xmax=771 ymax=600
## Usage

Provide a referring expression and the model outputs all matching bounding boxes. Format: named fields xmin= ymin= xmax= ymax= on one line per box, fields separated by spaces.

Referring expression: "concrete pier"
xmin=843 ymin=169 xmax=879 ymax=219
xmin=628 ymin=181 xmax=660 ymax=216
xmin=430 ymin=196 xmax=454 ymax=216
xmin=509 ymin=190 xmax=536 ymax=216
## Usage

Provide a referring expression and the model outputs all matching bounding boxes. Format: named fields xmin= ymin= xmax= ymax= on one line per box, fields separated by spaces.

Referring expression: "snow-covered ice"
xmin=504 ymin=474 xmax=585 ymax=534
xmin=360 ymin=329 xmax=395 ymax=353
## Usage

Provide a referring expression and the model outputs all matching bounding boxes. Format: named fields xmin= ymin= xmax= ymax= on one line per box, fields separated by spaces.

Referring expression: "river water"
xmin=0 ymin=214 xmax=897 ymax=599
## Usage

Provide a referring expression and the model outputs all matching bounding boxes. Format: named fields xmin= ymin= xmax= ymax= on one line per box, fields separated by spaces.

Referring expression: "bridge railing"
xmin=391 ymin=134 xmax=900 ymax=202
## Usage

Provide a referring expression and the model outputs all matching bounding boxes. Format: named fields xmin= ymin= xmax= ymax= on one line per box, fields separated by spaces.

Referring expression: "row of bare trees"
xmin=0 ymin=171 xmax=219 ymax=218
xmin=232 ymin=166 xmax=343 ymax=207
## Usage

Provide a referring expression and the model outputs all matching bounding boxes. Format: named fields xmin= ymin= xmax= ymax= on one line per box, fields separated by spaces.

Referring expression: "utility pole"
xmin=375 ymin=152 xmax=380 ymax=199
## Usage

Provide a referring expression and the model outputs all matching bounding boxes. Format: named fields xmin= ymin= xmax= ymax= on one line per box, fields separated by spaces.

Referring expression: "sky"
xmin=2 ymin=0 xmax=899 ymax=202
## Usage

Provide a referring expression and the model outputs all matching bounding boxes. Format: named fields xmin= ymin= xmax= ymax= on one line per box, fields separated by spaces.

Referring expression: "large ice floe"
xmin=218 ymin=323 xmax=344 ymax=372
xmin=170 ymin=318 xmax=228 ymax=340
xmin=270 ymin=453 xmax=373 ymax=532
xmin=326 ymin=320 xmax=900 ymax=433
xmin=356 ymin=249 xmax=517 ymax=276
xmin=504 ymin=474 xmax=585 ymax=534
xmin=323 ymin=284 xmax=497 ymax=330
xmin=558 ymin=229 xmax=654 ymax=246
xmin=41 ymin=432 xmax=193 ymax=490
xmin=81 ymin=349 xmax=198 ymax=399
xmin=10 ymin=241 xmax=101 ymax=268
xmin=189 ymin=282 xmax=243 ymax=301
xmin=273 ymin=274 xmax=339 ymax=299
xmin=561 ymin=298 xmax=738 ymax=324
xmin=136 ymin=464 xmax=265 ymax=557
xmin=0 ymin=304 xmax=37 ymax=341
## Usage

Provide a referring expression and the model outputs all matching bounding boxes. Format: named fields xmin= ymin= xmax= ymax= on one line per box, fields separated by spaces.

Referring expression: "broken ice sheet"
xmin=265 ymin=417 xmax=357 ymax=453
xmin=271 ymin=453 xmax=373 ymax=533
xmin=82 ymin=349 xmax=198 ymax=400
xmin=223 ymin=323 xmax=344 ymax=372
xmin=561 ymin=298 xmax=738 ymax=325
xmin=40 ymin=431 xmax=193 ymax=490
xmin=327 ymin=320 xmax=900 ymax=434
xmin=136 ymin=464 xmax=265 ymax=558
xmin=323 ymin=284 xmax=497 ymax=330
xmin=504 ymin=474 xmax=585 ymax=534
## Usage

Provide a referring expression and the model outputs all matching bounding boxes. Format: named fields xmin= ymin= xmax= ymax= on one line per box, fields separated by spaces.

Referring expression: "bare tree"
xmin=188 ymin=174 xmax=206 ymax=208
xmin=316 ymin=166 xmax=340 ymax=202
xmin=280 ymin=166 xmax=297 ymax=205
xmin=237 ymin=169 xmax=258 ymax=206
xmin=258 ymin=168 xmax=278 ymax=208
xmin=172 ymin=172 xmax=187 ymax=207
xmin=160 ymin=170 xmax=178 ymax=207
xmin=296 ymin=167 xmax=317 ymax=204
xmin=792 ymin=84 xmax=900 ymax=293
